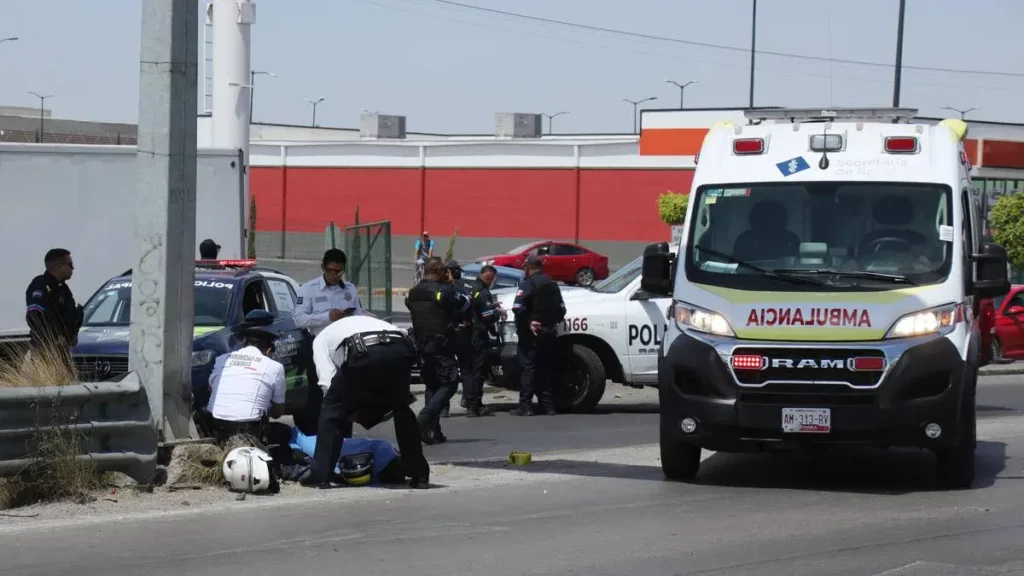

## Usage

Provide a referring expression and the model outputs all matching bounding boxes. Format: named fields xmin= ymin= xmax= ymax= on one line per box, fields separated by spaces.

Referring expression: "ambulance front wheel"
xmin=660 ymin=413 xmax=701 ymax=482
xmin=934 ymin=372 xmax=977 ymax=490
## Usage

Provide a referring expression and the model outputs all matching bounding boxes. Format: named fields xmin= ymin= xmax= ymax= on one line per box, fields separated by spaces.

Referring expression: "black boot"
xmin=509 ymin=405 xmax=534 ymax=416
xmin=467 ymin=405 xmax=494 ymax=418
xmin=408 ymin=475 xmax=430 ymax=489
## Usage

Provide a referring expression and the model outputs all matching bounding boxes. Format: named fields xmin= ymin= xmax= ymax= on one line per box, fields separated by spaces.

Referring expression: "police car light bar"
xmin=744 ymin=107 xmax=919 ymax=124
xmin=883 ymin=136 xmax=919 ymax=154
xmin=733 ymin=138 xmax=764 ymax=155
xmin=196 ymin=259 xmax=259 ymax=268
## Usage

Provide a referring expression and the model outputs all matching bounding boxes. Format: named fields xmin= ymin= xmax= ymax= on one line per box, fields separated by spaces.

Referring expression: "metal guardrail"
xmin=0 ymin=372 xmax=158 ymax=482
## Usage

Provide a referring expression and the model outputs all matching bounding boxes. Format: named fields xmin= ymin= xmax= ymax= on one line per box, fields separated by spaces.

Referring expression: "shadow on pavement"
xmin=450 ymin=441 xmax=1008 ymax=495
xmin=447 ymin=401 xmax=660 ymax=416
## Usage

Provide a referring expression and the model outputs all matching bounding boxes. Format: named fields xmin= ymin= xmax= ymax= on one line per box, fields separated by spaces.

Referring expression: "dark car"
xmin=71 ymin=260 xmax=320 ymax=434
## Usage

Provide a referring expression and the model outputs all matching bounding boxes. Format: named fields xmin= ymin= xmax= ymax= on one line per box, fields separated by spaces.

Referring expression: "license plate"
xmin=782 ymin=408 xmax=831 ymax=433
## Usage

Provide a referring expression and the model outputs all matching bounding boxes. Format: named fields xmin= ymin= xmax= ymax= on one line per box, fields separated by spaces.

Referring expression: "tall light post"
xmin=942 ymin=106 xmax=978 ymax=120
xmin=542 ymin=111 xmax=569 ymax=135
xmin=28 ymin=91 xmax=53 ymax=143
xmin=306 ymin=97 xmax=325 ymax=127
xmin=249 ymin=70 xmax=275 ymax=123
xmin=664 ymin=79 xmax=697 ymax=109
xmin=892 ymin=0 xmax=906 ymax=107
xmin=622 ymin=97 xmax=657 ymax=134
xmin=749 ymin=0 xmax=757 ymax=108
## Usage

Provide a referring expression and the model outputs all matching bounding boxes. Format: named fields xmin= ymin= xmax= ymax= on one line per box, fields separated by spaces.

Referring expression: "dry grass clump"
xmin=0 ymin=340 xmax=77 ymax=389
xmin=166 ymin=434 xmax=263 ymax=487
xmin=0 ymin=426 xmax=104 ymax=510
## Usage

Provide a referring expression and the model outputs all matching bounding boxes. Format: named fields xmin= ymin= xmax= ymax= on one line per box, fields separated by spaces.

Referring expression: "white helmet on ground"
xmin=222 ymin=447 xmax=274 ymax=493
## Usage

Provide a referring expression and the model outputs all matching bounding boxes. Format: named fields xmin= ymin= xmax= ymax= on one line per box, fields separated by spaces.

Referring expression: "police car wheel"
xmin=934 ymin=375 xmax=976 ymax=490
xmin=554 ymin=344 xmax=607 ymax=413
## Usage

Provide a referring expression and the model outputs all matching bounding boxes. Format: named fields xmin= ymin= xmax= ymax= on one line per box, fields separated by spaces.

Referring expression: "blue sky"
xmin=1 ymin=0 xmax=1021 ymax=133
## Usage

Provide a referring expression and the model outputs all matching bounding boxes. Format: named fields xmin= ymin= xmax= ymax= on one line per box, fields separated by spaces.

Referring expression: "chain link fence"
xmin=345 ymin=221 xmax=393 ymax=319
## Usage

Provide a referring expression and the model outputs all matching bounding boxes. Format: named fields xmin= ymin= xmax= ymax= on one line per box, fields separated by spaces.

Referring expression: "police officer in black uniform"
xmin=444 ymin=259 xmax=475 ymax=417
xmin=464 ymin=264 xmax=503 ymax=417
xmin=405 ymin=257 xmax=471 ymax=443
xmin=511 ymin=255 xmax=565 ymax=416
xmin=25 ymin=249 xmax=82 ymax=370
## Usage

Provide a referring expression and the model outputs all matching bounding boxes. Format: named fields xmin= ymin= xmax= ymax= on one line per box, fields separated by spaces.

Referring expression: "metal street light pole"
xmin=664 ymin=79 xmax=697 ymax=109
xmin=28 ymin=91 xmax=52 ymax=142
xmin=622 ymin=97 xmax=658 ymax=134
xmin=749 ymin=0 xmax=757 ymax=108
xmin=892 ymin=0 xmax=906 ymax=107
xmin=249 ymin=70 xmax=275 ymax=123
xmin=306 ymin=97 xmax=325 ymax=127
xmin=542 ymin=111 xmax=569 ymax=135
xmin=941 ymin=106 xmax=978 ymax=120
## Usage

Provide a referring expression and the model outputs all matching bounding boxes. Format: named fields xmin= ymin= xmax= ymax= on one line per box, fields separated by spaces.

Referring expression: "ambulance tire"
xmin=934 ymin=371 xmax=976 ymax=490
xmin=660 ymin=413 xmax=701 ymax=482
xmin=555 ymin=344 xmax=606 ymax=413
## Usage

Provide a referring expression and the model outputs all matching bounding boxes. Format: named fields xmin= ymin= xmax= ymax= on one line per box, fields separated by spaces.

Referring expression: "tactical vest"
xmin=520 ymin=273 xmax=564 ymax=329
xmin=406 ymin=280 xmax=453 ymax=353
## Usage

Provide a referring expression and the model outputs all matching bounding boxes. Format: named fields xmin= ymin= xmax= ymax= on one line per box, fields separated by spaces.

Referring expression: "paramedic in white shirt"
xmin=293 ymin=248 xmax=369 ymax=434
xmin=303 ymin=315 xmax=430 ymax=489
xmin=205 ymin=328 xmax=286 ymax=442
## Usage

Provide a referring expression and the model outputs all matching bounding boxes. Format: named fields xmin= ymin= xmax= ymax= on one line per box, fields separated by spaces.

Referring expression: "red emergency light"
xmin=849 ymin=357 xmax=886 ymax=372
xmin=196 ymin=259 xmax=258 ymax=268
xmin=731 ymin=354 xmax=765 ymax=371
xmin=883 ymin=136 xmax=918 ymax=154
xmin=733 ymin=138 xmax=765 ymax=155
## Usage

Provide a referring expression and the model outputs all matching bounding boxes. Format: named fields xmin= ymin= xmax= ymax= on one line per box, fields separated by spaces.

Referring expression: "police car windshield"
xmin=591 ymin=257 xmax=643 ymax=294
xmin=82 ymin=280 xmax=235 ymax=327
xmin=685 ymin=182 xmax=954 ymax=292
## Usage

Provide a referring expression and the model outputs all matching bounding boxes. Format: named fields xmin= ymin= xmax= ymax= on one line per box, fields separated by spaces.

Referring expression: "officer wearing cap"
xmin=511 ymin=254 xmax=566 ymax=416
xmin=205 ymin=327 xmax=286 ymax=443
xmin=464 ymin=264 xmax=503 ymax=416
xmin=303 ymin=314 xmax=430 ymax=489
xmin=199 ymin=239 xmax=221 ymax=260
xmin=406 ymin=256 xmax=471 ymax=443
xmin=293 ymin=249 xmax=364 ymax=433
xmin=443 ymin=259 xmax=471 ymax=418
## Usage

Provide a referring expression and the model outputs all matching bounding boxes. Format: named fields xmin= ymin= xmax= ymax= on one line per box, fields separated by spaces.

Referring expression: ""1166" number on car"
xmin=562 ymin=317 xmax=588 ymax=332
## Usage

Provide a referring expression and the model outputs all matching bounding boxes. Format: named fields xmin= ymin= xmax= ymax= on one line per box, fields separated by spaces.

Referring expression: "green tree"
xmin=444 ymin=227 xmax=459 ymax=262
xmin=246 ymin=194 xmax=257 ymax=259
xmin=989 ymin=192 xmax=1024 ymax=269
xmin=657 ymin=192 xmax=690 ymax=225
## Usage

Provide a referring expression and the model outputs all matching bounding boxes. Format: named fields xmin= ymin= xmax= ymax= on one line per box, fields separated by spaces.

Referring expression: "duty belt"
xmin=341 ymin=330 xmax=411 ymax=360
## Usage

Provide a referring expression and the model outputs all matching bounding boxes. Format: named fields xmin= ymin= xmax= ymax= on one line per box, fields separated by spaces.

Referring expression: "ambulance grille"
xmin=731 ymin=347 xmax=886 ymax=388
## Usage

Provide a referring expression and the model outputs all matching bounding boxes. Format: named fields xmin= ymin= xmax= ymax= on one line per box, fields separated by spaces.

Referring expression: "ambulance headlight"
xmin=674 ymin=301 xmax=734 ymax=337
xmin=191 ymin=349 xmax=216 ymax=367
xmin=885 ymin=303 xmax=962 ymax=339
xmin=501 ymin=321 xmax=518 ymax=343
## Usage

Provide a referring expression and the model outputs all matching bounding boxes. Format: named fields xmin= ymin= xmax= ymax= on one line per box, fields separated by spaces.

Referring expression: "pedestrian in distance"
xmin=25 ymin=248 xmax=82 ymax=371
xmin=511 ymin=255 xmax=566 ymax=416
xmin=293 ymin=249 xmax=364 ymax=434
xmin=413 ymin=231 xmax=435 ymax=284
xmin=302 ymin=315 xmax=430 ymax=489
xmin=464 ymin=264 xmax=504 ymax=416
xmin=199 ymin=238 xmax=221 ymax=260
xmin=405 ymin=256 xmax=471 ymax=444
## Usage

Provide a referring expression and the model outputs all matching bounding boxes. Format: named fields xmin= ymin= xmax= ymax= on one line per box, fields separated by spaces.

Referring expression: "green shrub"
xmin=657 ymin=192 xmax=690 ymax=225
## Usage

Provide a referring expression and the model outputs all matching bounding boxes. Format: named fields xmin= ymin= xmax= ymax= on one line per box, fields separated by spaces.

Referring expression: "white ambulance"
xmin=639 ymin=107 xmax=1010 ymax=489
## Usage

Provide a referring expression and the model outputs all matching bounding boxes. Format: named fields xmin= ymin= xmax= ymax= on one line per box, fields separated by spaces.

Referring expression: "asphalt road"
xmin=4 ymin=375 xmax=1024 ymax=576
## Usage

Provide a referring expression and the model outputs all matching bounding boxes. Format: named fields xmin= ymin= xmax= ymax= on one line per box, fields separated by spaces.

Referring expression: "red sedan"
xmin=991 ymin=285 xmax=1024 ymax=361
xmin=475 ymin=241 xmax=610 ymax=286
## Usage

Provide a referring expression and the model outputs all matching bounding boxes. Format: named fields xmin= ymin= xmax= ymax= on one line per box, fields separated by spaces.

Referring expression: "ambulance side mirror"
xmin=640 ymin=242 xmax=674 ymax=297
xmin=973 ymin=242 xmax=1011 ymax=300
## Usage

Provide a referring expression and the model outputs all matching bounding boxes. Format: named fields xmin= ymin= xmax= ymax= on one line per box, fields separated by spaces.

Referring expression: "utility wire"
xmin=425 ymin=0 xmax=1024 ymax=80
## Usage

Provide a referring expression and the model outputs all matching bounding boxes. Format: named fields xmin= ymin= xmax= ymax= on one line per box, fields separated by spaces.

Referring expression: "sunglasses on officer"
xmin=322 ymin=263 xmax=345 ymax=276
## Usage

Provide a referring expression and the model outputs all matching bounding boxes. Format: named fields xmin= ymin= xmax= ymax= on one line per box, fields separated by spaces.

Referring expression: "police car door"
xmin=262 ymin=277 xmax=306 ymax=390
xmin=624 ymin=275 xmax=671 ymax=385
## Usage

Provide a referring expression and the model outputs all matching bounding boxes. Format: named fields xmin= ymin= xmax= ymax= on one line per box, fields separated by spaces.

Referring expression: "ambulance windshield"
xmin=685 ymin=182 xmax=954 ymax=291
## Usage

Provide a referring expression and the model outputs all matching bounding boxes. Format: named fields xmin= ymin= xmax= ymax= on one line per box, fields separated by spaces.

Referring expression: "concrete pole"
xmin=132 ymin=0 xmax=199 ymax=442
xmin=211 ymin=0 xmax=254 ymax=256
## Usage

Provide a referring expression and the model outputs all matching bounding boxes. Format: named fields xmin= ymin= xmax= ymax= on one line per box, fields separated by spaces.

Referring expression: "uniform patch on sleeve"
xmin=30 ymin=290 xmax=42 ymax=298
xmin=296 ymin=297 xmax=304 ymax=305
